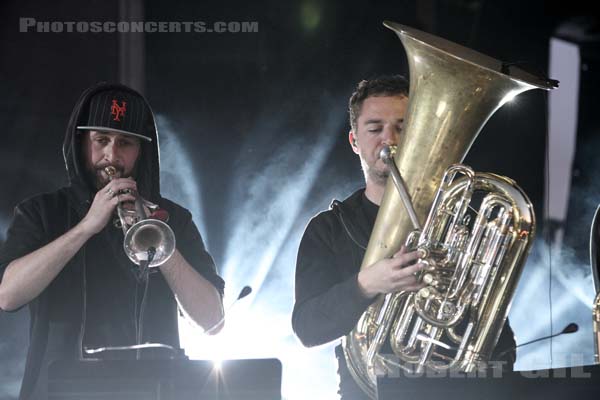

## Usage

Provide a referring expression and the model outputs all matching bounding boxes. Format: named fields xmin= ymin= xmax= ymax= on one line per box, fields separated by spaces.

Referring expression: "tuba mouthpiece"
xmin=379 ymin=145 xmax=397 ymax=163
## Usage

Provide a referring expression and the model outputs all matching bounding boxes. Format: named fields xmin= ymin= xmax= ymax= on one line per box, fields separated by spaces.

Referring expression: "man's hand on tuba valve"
xmin=357 ymin=246 xmax=425 ymax=299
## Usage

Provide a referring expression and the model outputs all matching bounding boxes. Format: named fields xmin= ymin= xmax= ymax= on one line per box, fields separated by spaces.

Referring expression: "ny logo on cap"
xmin=111 ymin=99 xmax=127 ymax=122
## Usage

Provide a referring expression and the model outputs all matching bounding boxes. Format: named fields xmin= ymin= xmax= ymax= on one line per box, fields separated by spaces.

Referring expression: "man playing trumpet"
xmin=0 ymin=83 xmax=224 ymax=400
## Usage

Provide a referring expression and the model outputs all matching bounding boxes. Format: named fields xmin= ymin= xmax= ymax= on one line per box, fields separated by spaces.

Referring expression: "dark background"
xmin=0 ymin=1 xmax=597 ymax=399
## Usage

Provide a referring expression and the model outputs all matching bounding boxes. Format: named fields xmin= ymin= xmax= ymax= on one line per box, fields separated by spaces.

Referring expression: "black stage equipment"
xmin=48 ymin=358 xmax=281 ymax=400
xmin=378 ymin=363 xmax=600 ymax=400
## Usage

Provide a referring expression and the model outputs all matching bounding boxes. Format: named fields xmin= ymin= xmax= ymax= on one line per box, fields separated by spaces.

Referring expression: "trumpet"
xmin=105 ymin=166 xmax=176 ymax=267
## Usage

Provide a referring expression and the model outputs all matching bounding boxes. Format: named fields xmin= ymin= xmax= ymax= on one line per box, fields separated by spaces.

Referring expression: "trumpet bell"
xmin=124 ymin=219 xmax=176 ymax=267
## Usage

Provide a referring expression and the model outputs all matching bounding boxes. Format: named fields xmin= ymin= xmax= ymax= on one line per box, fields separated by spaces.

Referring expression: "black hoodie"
xmin=0 ymin=83 xmax=224 ymax=400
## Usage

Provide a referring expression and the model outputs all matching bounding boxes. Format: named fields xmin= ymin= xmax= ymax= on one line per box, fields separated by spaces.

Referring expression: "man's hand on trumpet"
xmin=80 ymin=177 xmax=137 ymax=235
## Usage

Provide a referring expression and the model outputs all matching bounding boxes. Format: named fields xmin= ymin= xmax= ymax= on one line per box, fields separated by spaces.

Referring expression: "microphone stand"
xmin=495 ymin=323 xmax=579 ymax=361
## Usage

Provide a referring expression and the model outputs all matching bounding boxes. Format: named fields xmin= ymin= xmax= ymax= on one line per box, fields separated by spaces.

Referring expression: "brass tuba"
xmin=342 ymin=22 xmax=557 ymax=399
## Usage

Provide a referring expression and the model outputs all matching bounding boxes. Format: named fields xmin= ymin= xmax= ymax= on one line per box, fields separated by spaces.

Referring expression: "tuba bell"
xmin=105 ymin=166 xmax=176 ymax=268
xmin=342 ymin=22 xmax=557 ymax=399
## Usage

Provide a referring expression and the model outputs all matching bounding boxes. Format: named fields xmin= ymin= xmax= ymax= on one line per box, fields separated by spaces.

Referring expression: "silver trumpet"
xmin=105 ymin=166 xmax=176 ymax=267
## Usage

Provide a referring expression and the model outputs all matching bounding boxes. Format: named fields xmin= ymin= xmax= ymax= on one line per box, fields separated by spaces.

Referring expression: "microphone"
xmin=237 ymin=285 xmax=252 ymax=300
xmin=562 ymin=323 xmax=579 ymax=334
xmin=203 ymin=285 xmax=253 ymax=335
xmin=495 ymin=323 xmax=579 ymax=360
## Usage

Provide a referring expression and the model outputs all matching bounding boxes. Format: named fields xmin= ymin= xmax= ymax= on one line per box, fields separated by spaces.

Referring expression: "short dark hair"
xmin=348 ymin=75 xmax=409 ymax=132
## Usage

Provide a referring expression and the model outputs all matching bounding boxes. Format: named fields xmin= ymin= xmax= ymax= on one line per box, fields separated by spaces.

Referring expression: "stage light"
xmin=159 ymin=107 xmax=346 ymax=399
xmin=156 ymin=107 xmax=598 ymax=398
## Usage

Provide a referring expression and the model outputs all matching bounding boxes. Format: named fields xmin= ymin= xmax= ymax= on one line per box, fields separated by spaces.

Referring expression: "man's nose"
xmin=103 ymin=142 xmax=120 ymax=163
xmin=381 ymin=125 xmax=397 ymax=145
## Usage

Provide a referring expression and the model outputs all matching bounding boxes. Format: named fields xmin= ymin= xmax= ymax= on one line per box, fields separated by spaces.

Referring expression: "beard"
xmin=360 ymin=156 xmax=390 ymax=187
xmin=85 ymin=164 xmax=126 ymax=190
xmin=368 ymin=167 xmax=390 ymax=186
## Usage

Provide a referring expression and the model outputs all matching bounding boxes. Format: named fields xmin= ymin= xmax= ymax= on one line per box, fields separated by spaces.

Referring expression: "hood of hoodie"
xmin=62 ymin=82 xmax=162 ymax=204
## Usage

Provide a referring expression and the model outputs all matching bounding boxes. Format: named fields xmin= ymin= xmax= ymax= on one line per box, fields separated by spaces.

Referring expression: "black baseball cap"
xmin=77 ymin=88 xmax=152 ymax=142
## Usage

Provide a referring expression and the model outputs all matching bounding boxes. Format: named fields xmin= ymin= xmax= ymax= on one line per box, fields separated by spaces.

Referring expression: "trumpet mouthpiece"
xmin=104 ymin=166 xmax=117 ymax=178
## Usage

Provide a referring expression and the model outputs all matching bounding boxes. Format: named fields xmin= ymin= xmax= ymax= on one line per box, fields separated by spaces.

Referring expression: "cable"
xmin=542 ymin=89 xmax=554 ymax=367
xmin=331 ymin=200 xmax=367 ymax=250
xmin=77 ymin=246 xmax=87 ymax=360
xmin=135 ymin=247 xmax=155 ymax=360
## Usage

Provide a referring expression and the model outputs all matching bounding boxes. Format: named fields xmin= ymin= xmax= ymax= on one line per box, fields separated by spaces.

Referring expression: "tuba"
xmin=342 ymin=22 xmax=557 ymax=399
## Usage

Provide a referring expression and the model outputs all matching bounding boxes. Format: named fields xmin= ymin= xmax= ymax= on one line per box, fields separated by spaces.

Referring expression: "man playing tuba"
xmin=292 ymin=75 xmax=517 ymax=399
